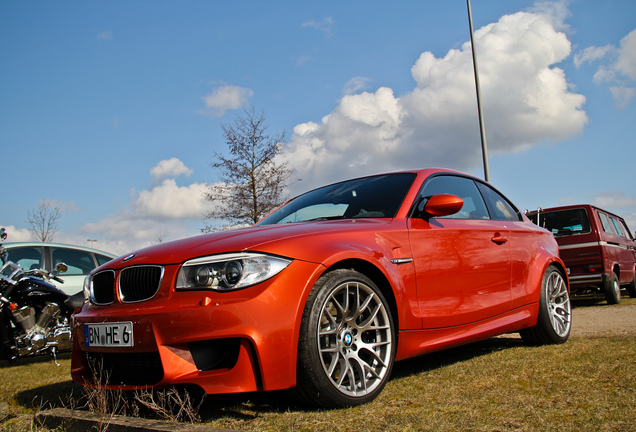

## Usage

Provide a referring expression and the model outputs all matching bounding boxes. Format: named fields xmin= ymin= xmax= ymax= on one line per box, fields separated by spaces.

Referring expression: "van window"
xmin=598 ymin=212 xmax=614 ymax=234
xmin=619 ymin=220 xmax=634 ymax=240
xmin=533 ymin=208 xmax=591 ymax=237
xmin=609 ymin=216 xmax=626 ymax=237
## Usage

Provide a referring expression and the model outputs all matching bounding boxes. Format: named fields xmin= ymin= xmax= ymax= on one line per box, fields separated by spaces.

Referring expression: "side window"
xmin=598 ymin=212 xmax=614 ymax=233
xmin=609 ymin=217 xmax=626 ymax=237
xmin=6 ymin=246 xmax=43 ymax=270
xmin=419 ymin=175 xmax=489 ymax=220
xmin=619 ymin=220 xmax=634 ymax=240
xmin=51 ymin=247 xmax=96 ymax=276
xmin=476 ymin=182 xmax=521 ymax=221
xmin=95 ymin=254 xmax=114 ymax=266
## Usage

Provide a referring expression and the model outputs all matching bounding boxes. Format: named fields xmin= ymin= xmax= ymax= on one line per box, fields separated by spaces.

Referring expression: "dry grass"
xmin=195 ymin=336 xmax=635 ymax=432
xmin=1 ymin=298 xmax=634 ymax=431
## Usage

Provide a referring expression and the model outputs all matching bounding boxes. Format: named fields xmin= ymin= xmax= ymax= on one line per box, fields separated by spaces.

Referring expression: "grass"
xmin=1 ymin=297 xmax=635 ymax=431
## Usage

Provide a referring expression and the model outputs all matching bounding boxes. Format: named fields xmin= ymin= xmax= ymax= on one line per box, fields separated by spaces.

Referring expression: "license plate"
xmin=84 ymin=322 xmax=134 ymax=347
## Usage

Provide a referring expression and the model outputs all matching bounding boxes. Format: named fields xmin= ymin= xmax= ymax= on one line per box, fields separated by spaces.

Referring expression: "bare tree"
xmin=203 ymin=106 xmax=291 ymax=231
xmin=26 ymin=200 xmax=62 ymax=242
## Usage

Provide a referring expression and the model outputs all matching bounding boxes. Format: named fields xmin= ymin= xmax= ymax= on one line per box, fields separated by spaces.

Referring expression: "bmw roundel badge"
xmin=122 ymin=253 xmax=137 ymax=262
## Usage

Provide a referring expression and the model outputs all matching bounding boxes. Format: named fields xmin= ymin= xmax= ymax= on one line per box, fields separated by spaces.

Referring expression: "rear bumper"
xmin=567 ymin=272 xmax=609 ymax=287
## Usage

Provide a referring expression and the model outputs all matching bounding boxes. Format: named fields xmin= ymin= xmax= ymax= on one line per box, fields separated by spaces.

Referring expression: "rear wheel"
xmin=625 ymin=267 xmax=636 ymax=298
xmin=520 ymin=265 xmax=571 ymax=345
xmin=295 ymin=269 xmax=395 ymax=408
xmin=603 ymin=272 xmax=621 ymax=305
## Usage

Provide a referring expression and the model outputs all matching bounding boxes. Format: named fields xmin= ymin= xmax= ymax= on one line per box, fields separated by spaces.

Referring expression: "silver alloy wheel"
xmin=546 ymin=270 xmax=571 ymax=338
xmin=611 ymin=277 xmax=621 ymax=299
xmin=317 ymin=281 xmax=392 ymax=397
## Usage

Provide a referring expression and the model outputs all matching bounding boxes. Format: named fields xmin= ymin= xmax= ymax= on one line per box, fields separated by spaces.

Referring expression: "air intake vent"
xmin=86 ymin=352 xmax=164 ymax=386
xmin=119 ymin=266 xmax=163 ymax=303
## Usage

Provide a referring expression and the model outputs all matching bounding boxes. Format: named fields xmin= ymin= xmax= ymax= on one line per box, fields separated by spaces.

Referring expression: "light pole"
xmin=467 ymin=0 xmax=490 ymax=182
xmin=87 ymin=239 xmax=97 ymax=248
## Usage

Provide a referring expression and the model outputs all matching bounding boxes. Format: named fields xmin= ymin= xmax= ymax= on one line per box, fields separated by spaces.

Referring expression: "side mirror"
xmin=420 ymin=194 xmax=464 ymax=218
xmin=55 ymin=262 xmax=68 ymax=274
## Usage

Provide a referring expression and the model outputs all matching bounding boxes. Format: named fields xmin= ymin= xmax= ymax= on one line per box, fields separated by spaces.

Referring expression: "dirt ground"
xmin=571 ymin=303 xmax=636 ymax=337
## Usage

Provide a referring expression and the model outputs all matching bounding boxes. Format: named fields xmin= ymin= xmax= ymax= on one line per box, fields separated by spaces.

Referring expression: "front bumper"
xmin=71 ymin=260 xmax=323 ymax=394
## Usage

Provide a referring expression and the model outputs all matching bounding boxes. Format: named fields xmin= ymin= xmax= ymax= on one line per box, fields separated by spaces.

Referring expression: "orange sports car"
xmin=71 ymin=168 xmax=571 ymax=408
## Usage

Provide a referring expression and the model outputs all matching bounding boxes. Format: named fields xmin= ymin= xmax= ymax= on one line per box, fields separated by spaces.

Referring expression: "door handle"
xmin=492 ymin=234 xmax=508 ymax=244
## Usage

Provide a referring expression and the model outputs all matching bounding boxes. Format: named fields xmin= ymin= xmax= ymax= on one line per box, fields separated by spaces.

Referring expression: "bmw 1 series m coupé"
xmin=71 ymin=168 xmax=571 ymax=408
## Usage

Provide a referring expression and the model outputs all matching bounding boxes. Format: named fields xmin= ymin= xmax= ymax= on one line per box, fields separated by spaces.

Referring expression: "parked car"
xmin=72 ymin=168 xmax=571 ymax=408
xmin=527 ymin=205 xmax=636 ymax=304
xmin=3 ymin=242 xmax=116 ymax=295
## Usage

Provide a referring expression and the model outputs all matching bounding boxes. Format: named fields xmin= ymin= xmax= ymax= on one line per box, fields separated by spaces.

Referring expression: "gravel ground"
xmin=571 ymin=304 xmax=636 ymax=337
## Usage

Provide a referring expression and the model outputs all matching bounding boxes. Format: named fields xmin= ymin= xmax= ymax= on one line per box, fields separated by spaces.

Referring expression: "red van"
xmin=528 ymin=205 xmax=636 ymax=304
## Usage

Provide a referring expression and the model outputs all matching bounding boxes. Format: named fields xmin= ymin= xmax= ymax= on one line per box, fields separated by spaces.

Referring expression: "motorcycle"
xmin=0 ymin=228 xmax=84 ymax=364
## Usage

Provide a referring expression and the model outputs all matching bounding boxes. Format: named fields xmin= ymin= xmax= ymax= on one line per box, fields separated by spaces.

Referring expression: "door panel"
xmin=408 ymin=218 xmax=512 ymax=328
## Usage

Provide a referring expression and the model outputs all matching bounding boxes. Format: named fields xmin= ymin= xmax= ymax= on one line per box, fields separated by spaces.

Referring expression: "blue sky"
xmin=1 ymin=0 xmax=635 ymax=255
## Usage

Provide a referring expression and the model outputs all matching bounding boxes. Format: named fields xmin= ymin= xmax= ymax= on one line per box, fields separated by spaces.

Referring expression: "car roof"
xmin=4 ymin=242 xmax=117 ymax=258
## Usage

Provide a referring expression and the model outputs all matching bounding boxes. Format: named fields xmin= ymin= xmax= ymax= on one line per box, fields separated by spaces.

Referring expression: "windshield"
xmin=257 ymin=173 xmax=416 ymax=225
xmin=530 ymin=208 xmax=591 ymax=237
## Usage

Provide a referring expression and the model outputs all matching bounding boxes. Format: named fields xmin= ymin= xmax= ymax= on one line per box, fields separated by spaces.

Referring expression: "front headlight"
xmin=175 ymin=253 xmax=292 ymax=291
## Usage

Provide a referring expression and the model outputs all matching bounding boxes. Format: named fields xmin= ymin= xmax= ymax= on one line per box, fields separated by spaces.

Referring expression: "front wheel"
xmin=603 ymin=272 xmax=621 ymax=305
xmin=520 ymin=265 xmax=571 ymax=345
xmin=295 ymin=269 xmax=395 ymax=408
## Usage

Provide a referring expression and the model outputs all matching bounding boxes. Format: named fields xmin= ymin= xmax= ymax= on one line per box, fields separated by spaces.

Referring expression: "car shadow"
xmin=390 ymin=335 xmax=524 ymax=380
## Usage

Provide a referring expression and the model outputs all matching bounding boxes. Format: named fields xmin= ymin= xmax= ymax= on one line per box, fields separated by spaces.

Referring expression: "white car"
xmin=3 ymin=242 xmax=116 ymax=295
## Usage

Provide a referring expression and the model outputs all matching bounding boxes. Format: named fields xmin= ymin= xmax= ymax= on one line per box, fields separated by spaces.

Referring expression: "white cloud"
xmin=616 ymin=29 xmax=636 ymax=80
xmin=576 ymin=28 xmax=636 ymax=107
xmin=610 ymin=86 xmax=636 ymax=109
xmin=0 ymin=225 xmax=33 ymax=242
xmin=77 ymin=179 xmax=217 ymax=255
xmin=131 ymin=180 xmax=211 ymax=220
xmin=284 ymin=7 xmax=587 ymax=193
xmin=591 ymin=191 xmax=636 ymax=233
xmin=343 ymin=77 xmax=372 ymax=95
xmin=70 ymin=158 xmax=221 ymax=254
xmin=150 ymin=158 xmax=193 ymax=184
xmin=201 ymin=85 xmax=254 ymax=118
xmin=301 ymin=16 xmax=335 ymax=37
xmin=574 ymin=45 xmax=613 ymax=67
xmin=592 ymin=191 xmax=636 ymax=210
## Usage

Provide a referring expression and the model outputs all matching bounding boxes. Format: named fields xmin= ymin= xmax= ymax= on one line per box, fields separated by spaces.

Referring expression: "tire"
xmin=520 ymin=265 xmax=571 ymax=345
xmin=295 ymin=269 xmax=395 ymax=408
xmin=625 ymin=267 xmax=636 ymax=298
xmin=603 ymin=272 xmax=621 ymax=305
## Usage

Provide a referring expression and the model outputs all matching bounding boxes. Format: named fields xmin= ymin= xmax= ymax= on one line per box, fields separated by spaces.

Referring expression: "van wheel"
xmin=603 ymin=273 xmax=621 ymax=305
xmin=626 ymin=268 xmax=636 ymax=298
xmin=520 ymin=265 xmax=571 ymax=345
xmin=295 ymin=269 xmax=395 ymax=408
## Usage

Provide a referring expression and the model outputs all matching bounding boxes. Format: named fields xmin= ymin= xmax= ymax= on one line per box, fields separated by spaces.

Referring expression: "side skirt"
xmin=395 ymin=304 xmax=539 ymax=362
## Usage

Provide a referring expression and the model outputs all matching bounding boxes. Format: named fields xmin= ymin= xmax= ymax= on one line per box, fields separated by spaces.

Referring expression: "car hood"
xmin=106 ymin=219 xmax=395 ymax=268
